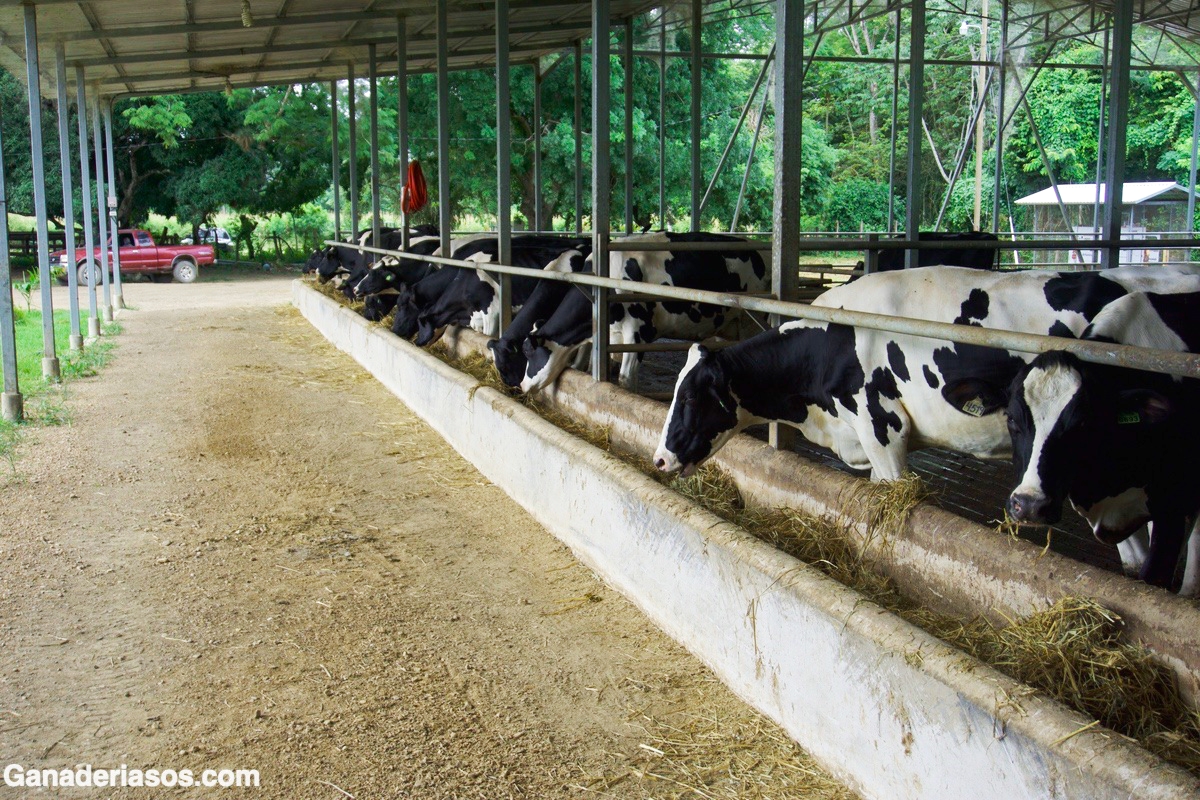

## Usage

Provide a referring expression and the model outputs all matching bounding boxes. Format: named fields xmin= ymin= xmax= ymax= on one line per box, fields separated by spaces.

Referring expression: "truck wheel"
xmin=77 ymin=261 xmax=100 ymax=287
xmin=172 ymin=259 xmax=199 ymax=283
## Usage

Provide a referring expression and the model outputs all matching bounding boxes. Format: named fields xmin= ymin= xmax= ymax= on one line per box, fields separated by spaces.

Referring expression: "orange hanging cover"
xmin=402 ymin=160 xmax=428 ymax=215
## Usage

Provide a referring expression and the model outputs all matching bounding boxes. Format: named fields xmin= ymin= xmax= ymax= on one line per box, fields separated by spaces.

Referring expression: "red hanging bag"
xmin=402 ymin=160 xmax=428 ymax=215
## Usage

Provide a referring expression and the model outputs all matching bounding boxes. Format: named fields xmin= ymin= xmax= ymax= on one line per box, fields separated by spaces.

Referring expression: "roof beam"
xmin=69 ymin=21 xmax=581 ymax=68
xmin=56 ymin=9 xmax=400 ymax=42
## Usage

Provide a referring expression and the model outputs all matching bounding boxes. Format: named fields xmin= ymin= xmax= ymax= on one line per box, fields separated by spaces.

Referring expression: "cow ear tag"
xmin=1117 ymin=411 xmax=1141 ymax=425
xmin=961 ymin=397 xmax=987 ymax=418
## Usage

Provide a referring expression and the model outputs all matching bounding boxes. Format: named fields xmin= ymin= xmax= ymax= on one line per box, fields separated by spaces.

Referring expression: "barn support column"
xmin=769 ymin=0 xmax=804 ymax=450
xmin=103 ymin=102 xmax=124 ymax=309
xmin=534 ymin=63 xmax=543 ymax=232
xmin=75 ymin=68 xmax=99 ymax=340
xmin=574 ymin=39 xmax=583 ymax=235
xmin=1101 ymin=0 xmax=1133 ymax=270
xmin=348 ymin=62 xmax=359 ymax=240
xmin=624 ymin=17 xmax=634 ymax=235
xmin=397 ymin=16 xmax=409 ymax=248
xmin=991 ymin=0 xmax=1009 ymax=236
xmin=54 ymin=44 xmax=82 ymax=351
xmin=368 ymin=44 xmax=382 ymax=247
xmin=592 ymin=0 xmax=612 ymax=383
xmin=1092 ymin=31 xmax=1110 ymax=236
xmin=496 ymin=0 xmax=513 ymax=332
xmin=435 ymin=0 xmax=452 ymax=258
xmin=689 ymin=0 xmax=702 ymax=231
xmin=0 ymin=95 xmax=21 ymax=421
xmin=22 ymin=4 xmax=60 ymax=380
xmin=330 ymin=80 xmax=341 ymax=242
xmin=659 ymin=16 xmax=666 ymax=227
xmin=91 ymin=94 xmax=112 ymax=323
xmin=903 ymin=0 xmax=926 ymax=268
xmin=1187 ymin=69 xmax=1199 ymax=232
xmin=886 ymin=5 xmax=901 ymax=232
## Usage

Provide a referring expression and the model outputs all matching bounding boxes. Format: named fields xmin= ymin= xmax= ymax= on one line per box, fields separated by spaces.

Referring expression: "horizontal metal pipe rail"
xmin=328 ymin=240 xmax=1200 ymax=380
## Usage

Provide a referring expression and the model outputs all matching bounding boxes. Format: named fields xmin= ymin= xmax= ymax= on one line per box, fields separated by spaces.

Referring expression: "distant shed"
xmin=1014 ymin=181 xmax=1195 ymax=267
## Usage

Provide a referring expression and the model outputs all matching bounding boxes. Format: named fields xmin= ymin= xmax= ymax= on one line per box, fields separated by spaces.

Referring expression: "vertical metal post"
xmin=91 ymin=93 xmax=112 ymax=322
xmin=397 ymin=17 xmax=409 ymax=247
xmin=331 ymin=80 xmax=341 ymax=241
xmin=435 ymin=0 xmax=452 ymax=258
xmin=991 ymin=0 xmax=1008 ymax=235
xmin=904 ymin=0 xmax=926 ymax=268
xmin=574 ymin=39 xmax=583 ymax=234
xmin=103 ymin=101 xmax=124 ymax=308
xmin=348 ymin=62 xmax=359 ymax=239
xmin=624 ymin=17 xmax=634 ymax=235
xmin=0 ymin=93 xmax=21 ymax=420
xmin=592 ymin=0 xmax=612 ymax=382
xmin=54 ymin=43 xmax=81 ymax=351
xmin=75 ymin=68 xmax=99 ymax=339
xmin=886 ymin=5 xmax=901 ymax=232
xmin=1092 ymin=30 xmax=1110 ymax=241
xmin=972 ymin=0 xmax=988 ymax=231
xmin=533 ymin=65 xmax=543 ymax=232
xmin=23 ymin=4 xmax=60 ymax=380
xmin=690 ymin=0 xmax=702 ymax=231
xmin=1102 ymin=0 xmax=1133 ymax=270
xmin=368 ymin=43 xmax=381 ymax=248
xmin=659 ymin=16 xmax=666 ymax=227
xmin=1188 ymin=69 xmax=1200 ymax=233
xmin=496 ymin=0 xmax=513 ymax=332
xmin=770 ymin=0 xmax=804 ymax=449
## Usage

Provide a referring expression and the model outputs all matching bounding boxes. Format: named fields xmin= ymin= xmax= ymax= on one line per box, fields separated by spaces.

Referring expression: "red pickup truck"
xmin=52 ymin=229 xmax=216 ymax=284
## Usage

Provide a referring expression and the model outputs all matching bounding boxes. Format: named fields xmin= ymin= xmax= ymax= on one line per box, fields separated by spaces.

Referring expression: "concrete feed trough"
xmin=295 ymin=280 xmax=1200 ymax=799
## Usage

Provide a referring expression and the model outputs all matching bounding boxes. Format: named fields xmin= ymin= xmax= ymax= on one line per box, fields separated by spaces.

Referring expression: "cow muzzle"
xmin=1006 ymin=491 xmax=1059 ymax=524
xmin=652 ymin=449 xmax=695 ymax=477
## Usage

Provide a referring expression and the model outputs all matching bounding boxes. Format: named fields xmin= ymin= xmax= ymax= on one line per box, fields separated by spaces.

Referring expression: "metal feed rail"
xmin=330 ymin=240 xmax=1200 ymax=381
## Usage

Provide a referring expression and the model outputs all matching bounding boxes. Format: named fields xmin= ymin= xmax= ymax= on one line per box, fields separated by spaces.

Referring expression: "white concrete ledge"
xmin=295 ymin=281 xmax=1200 ymax=800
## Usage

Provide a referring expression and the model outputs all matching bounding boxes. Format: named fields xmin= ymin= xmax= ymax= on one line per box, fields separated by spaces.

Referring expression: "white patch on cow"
xmin=1181 ymin=517 xmax=1200 ymax=597
xmin=1087 ymin=290 xmax=1190 ymax=354
xmin=654 ymin=345 xmax=707 ymax=472
xmin=520 ymin=340 xmax=580 ymax=394
xmin=1114 ymin=526 xmax=1150 ymax=577
xmin=1070 ymin=486 xmax=1150 ymax=543
xmin=1010 ymin=362 xmax=1083 ymax=504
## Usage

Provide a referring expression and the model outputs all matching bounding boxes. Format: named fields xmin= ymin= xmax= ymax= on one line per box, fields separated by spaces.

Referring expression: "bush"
xmin=824 ymin=179 xmax=898 ymax=233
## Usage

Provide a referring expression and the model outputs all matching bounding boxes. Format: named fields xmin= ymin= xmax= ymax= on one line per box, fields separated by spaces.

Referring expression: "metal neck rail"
xmin=329 ymin=240 xmax=1200 ymax=381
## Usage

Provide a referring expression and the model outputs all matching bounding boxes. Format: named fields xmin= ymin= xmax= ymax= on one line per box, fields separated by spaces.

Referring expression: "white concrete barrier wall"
xmin=295 ymin=282 xmax=1200 ymax=800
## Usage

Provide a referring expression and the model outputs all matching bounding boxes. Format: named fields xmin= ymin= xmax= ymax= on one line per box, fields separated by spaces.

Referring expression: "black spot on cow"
xmin=886 ymin=342 xmax=910 ymax=382
xmin=865 ymin=367 xmax=904 ymax=446
xmin=1043 ymin=272 xmax=1127 ymax=320
xmin=954 ymin=289 xmax=990 ymax=326
xmin=933 ymin=342 xmax=1026 ymax=416
xmin=624 ymin=258 xmax=644 ymax=283
xmin=1147 ymin=291 xmax=1200 ymax=352
xmin=1047 ymin=320 xmax=1076 ymax=339
xmin=610 ymin=304 xmax=626 ymax=323
xmin=923 ymin=365 xmax=939 ymax=389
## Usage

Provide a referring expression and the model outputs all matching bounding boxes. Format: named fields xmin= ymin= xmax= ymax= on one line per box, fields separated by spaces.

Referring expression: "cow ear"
xmin=486 ymin=339 xmax=498 ymax=352
xmin=1115 ymin=389 xmax=1172 ymax=426
xmin=523 ymin=335 xmax=542 ymax=356
xmin=695 ymin=344 xmax=711 ymax=360
xmin=942 ymin=378 xmax=1008 ymax=418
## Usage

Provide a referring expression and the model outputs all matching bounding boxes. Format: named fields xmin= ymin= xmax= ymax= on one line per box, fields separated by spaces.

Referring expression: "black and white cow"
xmin=392 ymin=266 xmax=460 ymax=340
xmin=653 ymin=264 xmax=1200 ymax=481
xmin=350 ymin=235 xmax=443 ymax=299
xmin=309 ymin=225 xmax=439 ymax=290
xmin=414 ymin=236 xmax=589 ymax=346
xmin=519 ymin=231 xmax=771 ymax=393
xmin=1005 ymin=286 xmax=1200 ymax=592
xmin=870 ymin=231 xmax=998 ymax=272
xmin=486 ymin=249 xmax=591 ymax=387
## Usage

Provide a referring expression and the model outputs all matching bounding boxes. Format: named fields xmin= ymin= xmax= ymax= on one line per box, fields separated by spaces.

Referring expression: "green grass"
xmin=0 ymin=309 xmax=120 ymax=475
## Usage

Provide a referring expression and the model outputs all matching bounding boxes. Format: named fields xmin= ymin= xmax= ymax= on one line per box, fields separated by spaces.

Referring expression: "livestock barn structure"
xmin=4 ymin=0 xmax=1200 ymax=797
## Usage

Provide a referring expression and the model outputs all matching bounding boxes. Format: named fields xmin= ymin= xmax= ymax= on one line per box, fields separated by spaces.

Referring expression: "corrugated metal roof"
xmin=1014 ymin=181 xmax=1196 ymax=205
xmin=0 ymin=0 xmax=673 ymax=100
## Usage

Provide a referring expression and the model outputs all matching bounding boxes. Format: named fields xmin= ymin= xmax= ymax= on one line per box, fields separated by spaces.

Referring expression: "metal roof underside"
xmin=0 ymin=0 xmax=666 ymax=99
xmin=4 ymin=0 xmax=1200 ymax=100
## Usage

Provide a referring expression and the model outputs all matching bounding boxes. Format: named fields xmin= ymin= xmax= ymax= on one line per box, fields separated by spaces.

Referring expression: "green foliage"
xmin=123 ymin=96 xmax=192 ymax=148
xmin=825 ymin=179 xmax=898 ymax=232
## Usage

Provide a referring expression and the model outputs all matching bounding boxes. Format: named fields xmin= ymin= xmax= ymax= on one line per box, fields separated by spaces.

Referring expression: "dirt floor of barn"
xmin=0 ymin=273 xmax=854 ymax=799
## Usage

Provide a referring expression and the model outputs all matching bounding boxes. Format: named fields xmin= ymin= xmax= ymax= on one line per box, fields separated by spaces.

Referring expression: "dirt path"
xmin=0 ymin=274 xmax=852 ymax=799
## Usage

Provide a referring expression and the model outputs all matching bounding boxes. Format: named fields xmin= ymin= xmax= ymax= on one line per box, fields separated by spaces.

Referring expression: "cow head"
xmin=391 ymin=285 xmax=422 ymax=340
xmin=414 ymin=312 xmax=447 ymax=347
xmin=1004 ymin=350 xmax=1171 ymax=533
xmin=311 ymin=247 xmax=346 ymax=283
xmin=653 ymin=345 xmax=742 ymax=477
xmin=488 ymin=337 xmax=528 ymax=388
xmin=354 ymin=263 xmax=402 ymax=298
xmin=519 ymin=333 xmax=583 ymax=394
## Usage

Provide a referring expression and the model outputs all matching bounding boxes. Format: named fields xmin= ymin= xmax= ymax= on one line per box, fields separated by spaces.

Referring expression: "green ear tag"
xmin=1117 ymin=411 xmax=1141 ymax=425
xmin=962 ymin=398 xmax=986 ymax=418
